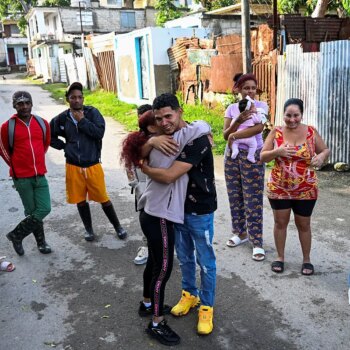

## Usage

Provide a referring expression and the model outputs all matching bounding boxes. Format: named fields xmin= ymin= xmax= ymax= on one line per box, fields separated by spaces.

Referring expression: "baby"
xmin=230 ymin=96 xmax=266 ymax=163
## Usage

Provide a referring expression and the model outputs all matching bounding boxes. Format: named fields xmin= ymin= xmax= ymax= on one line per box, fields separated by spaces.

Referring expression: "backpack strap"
xmin=8 ymin=115 xmax=46 ymax=155
xmin=33 ymin=115 xmax=47 ymax=145
xmin=8 ymin=118 xmax=16 ymax=155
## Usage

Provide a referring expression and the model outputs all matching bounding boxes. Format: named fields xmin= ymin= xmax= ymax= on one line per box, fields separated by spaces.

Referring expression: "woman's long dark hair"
xmin=120 ymin=110 xmax=156 ymax=170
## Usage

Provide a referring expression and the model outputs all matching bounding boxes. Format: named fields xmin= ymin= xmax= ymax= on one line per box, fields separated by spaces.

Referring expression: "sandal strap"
xmin=253 ymin=247 xmax=265 ymax=256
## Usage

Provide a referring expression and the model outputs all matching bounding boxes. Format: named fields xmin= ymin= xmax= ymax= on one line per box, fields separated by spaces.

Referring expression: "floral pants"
xmin=224 ymin=148 xmax=264 ymax=247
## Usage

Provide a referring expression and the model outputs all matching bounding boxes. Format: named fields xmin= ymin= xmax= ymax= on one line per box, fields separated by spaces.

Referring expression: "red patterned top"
xmin=267 ymin=126 xmax=318 ymax=200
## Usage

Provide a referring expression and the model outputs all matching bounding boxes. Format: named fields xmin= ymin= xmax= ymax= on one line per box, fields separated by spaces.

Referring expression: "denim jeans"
xmin=174 ymin=212 xmax=216 ymax=307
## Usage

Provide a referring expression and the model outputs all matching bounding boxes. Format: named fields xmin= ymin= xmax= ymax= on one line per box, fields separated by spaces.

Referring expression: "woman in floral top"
xmin=261 ymin=98 xmax=329 ymax=275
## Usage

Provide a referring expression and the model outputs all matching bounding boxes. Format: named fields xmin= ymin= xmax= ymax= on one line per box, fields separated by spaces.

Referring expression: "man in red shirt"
xmin=0 ymin=91 xmax=52 ymax=256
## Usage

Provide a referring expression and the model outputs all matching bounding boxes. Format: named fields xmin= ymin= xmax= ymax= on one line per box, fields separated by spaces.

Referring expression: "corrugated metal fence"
xmin=275 ymin=40 xmax=350 ymax=163
xmin=93 ymin=51 xmax=117 ymax=93
xmin=253 ymin=50 xmax=277 ymax=123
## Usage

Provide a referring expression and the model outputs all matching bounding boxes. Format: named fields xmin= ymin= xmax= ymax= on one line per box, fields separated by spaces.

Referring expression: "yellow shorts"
xmin=66 ymin=163 xmax=109 ymax=204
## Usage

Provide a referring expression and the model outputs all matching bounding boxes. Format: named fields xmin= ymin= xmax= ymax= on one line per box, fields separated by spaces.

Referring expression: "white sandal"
xmin=226 ymin=235 xmax=249 ymax=247
xmin=252 ymin=247 xmax=265 ymax=261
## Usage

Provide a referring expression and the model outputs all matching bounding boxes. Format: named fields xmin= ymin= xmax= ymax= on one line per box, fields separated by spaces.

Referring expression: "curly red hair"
xmin=120 ymin=110 xmax=156 ymax=170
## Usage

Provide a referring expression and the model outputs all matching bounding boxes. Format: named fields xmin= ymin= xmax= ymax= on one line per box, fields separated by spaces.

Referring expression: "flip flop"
xmin=0 ymin=259 xmax=15 ymax=272
xmin=301 ymin=263 xmax=314 ymax=276
xmin=226 ymin=235 xmax=249 ymax=247
xmin=271 ymin=261 xmax=284 ymax=273
xmin=252 ymin=247 xmax=265 ymax=261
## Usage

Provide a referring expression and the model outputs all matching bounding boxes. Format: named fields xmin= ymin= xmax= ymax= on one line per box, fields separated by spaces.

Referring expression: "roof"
xmin=206 ymin=3 xmax=273 ymax=16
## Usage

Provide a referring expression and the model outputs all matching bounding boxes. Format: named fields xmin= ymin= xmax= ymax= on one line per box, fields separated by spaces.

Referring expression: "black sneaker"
xmin=146 ymin=319 xmax=180 ymax=346
xmin=84 ymin=229 xmax=95 ymax=242
xmin=138 ymin=302 xmax=172 ymax=317
xmin=116 ymin=226 xmax=127 ymax=240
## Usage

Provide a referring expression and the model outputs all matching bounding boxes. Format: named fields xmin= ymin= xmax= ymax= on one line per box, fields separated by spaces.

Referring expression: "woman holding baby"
xmin=223 ymin=73 xmax=267 ymax=261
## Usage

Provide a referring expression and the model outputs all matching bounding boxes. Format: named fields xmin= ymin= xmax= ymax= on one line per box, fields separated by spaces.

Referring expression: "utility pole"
xmin=273 ymin=0 xmax=278 ymax=49
xmin=79 ymin=2 xmax=83 ymax=35
xmin=241 ymin=0 xmax=252 ymax=73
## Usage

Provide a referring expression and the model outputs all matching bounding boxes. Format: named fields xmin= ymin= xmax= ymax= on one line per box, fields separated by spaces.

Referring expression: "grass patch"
xmin=181 ymin=103 xmax=225 ymax=155
xmin=39 ymin=83 xmax=226 ymax=154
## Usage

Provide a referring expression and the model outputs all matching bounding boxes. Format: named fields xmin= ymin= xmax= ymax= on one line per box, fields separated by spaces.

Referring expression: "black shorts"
xmin=268 ymin=199 xmax=316 ymax=217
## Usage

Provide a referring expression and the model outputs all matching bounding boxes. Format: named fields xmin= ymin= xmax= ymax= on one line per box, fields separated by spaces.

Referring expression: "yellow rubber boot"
xmin=171 ymin=290 xmax=200 ymax=316
xmin=197 ymin=305 xmax=214 ymax=335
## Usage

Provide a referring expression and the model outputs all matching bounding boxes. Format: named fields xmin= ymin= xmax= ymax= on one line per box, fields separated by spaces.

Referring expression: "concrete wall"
xmin=115 ymin=27 xmax=209 ymax=105
xmin=165 ymin=13 xmax=265 ymax=36
xmin=59 ymin=7 xmax=155 ymax=34
xmin=154 ymin=65 xmax=171 ymax=96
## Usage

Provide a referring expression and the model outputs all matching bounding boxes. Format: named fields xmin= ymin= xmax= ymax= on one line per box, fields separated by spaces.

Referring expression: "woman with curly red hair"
xmin=120 ymin=105 xmax=159 ymax=266
xmin=120 ymin=107 xmax=159 ymax=171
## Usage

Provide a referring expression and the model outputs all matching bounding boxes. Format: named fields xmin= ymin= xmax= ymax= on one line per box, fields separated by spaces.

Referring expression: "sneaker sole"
xmin=197 ymin=329 xmax=213 ymax=335
xmin=134 ymin=258 xmax=148 ymax=265
xmin=145 ymin=328 xmax=180 ymax=346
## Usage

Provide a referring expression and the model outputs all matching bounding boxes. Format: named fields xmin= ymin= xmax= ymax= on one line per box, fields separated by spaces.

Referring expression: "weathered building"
xmin=114 ymin=27 xmax=209 ymax=105
xmin=26 ymin=4 xmax=157 ymax=82
xmin=0 ymin=19 xmax=27 ymax=71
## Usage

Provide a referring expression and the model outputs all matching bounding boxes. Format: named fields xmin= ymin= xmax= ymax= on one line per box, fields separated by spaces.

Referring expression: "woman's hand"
xmin=277 ymin=143 xmax=296 ymax=158
xmin=235 ymin=110 xmax=254 ymax=125
xmin=141 ymin=159 xmax=149 ymax=174
xmin=149 ymin=135 xmax=179 ymax=156
xmin=311 ymin=154 xmax=326 ymax=168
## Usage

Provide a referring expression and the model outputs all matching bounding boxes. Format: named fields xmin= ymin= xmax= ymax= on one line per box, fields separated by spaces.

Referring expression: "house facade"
xmin=26 ymin=3 xmax=157 ymax=82
xmin=164 ymin=3 xmax=269 ymax=36
xmin=0 ymin=19 xmax=27 ymax=71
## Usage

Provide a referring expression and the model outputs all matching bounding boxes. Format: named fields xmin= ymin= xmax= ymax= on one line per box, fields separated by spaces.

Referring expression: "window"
xmin=23 ymin=48 xmax=28 ymax=57
xmin=10 ymin=24 xmax=20 ymax=35
xmin=121 ymin=11 xmax=136 ymax=29
xmin=107 ymin=0 xmax=122 ymax=5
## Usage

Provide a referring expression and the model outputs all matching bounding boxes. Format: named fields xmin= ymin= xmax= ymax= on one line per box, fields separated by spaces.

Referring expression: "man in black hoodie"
xmin=50 ymin=82 xmax=127 ymax=241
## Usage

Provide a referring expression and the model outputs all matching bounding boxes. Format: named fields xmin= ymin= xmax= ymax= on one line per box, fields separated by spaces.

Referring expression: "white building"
xmin=26 ymin=3 xmax=157 ymax=82
xmin=0 ymin=19 xmax=28 ymax=71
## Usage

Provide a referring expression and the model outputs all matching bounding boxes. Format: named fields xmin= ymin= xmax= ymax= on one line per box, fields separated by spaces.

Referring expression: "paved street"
xmin=0 ymin=76 xmax=349 ymax=350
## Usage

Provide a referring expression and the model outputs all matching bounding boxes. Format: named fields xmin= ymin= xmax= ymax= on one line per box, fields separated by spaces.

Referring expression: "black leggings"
xmin=268 ymin=199 xmax=317 ymax=217
xmin=139 ymin=210 xmax=175 ymax=317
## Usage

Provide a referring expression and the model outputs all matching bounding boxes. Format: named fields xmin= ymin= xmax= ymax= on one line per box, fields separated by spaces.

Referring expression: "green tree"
xmin=195 ymin=0 xmax=236 ymax=11
xmin=155 ymin=0 xmax=182 ymax=26
xmin=278 ymin=0 xmax=350 ymax=16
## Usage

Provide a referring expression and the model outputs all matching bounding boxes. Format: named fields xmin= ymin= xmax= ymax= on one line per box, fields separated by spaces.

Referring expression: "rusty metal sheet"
xmin=199 ymin=39 xmax=214 ymax=49
xmin=252 ymin=50 xmax=277 ymax=123
xmin=95 ymin=51 xmax=117 ymax=93
xmin=178 ymin=57 xmax=196 ymax=82
xmin=283 ymin=15 xmax=344 ymax=44
xmin=167 ymin=47 xmax=178 ymax=71
xmin=200 ymin=66 xmax=211 ymax=87
xmin=187 ymin=49 xmax=217 ymax=66
xmin=305 ymin=18 xmax=342 ymax=42
xmin=175 ymin=37 xmax=200 ymax=49
xmin=209 ymin=54 xmax=243 ymax=93
xmin=251 ymin=24 xmax=274 ymax=57
xmin=282 ymin=15 xmax=306 ymax=43
xmin=170 ymin=43 xmax=187 ymax=63
xmin=216 ymin=34 xmax=242 ymax=55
